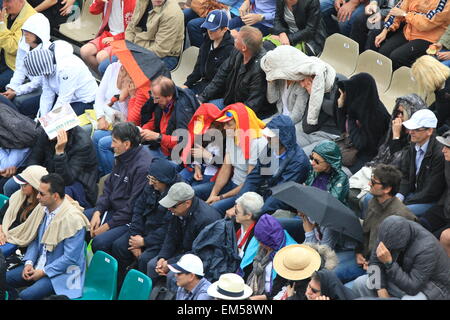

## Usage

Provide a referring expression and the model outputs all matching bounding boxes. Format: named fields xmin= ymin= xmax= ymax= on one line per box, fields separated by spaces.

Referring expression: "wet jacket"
xmin=26 ymin=126 xmax=98 ymax=206
xmin=199 ymin=48 xmax=276 ymax=119
xmin=239 ymin=115 xmax=311 ymax=214
xmin=95 ymin=145 xmax=152 ymax=229
xmin=0 ymin=102 xmax=38 ymax=149
xmin=192 ymin=218 xmax=242 ymax=282
xmin=157 ymin=197 xmax=222 ymax=263
xmin=185 ymin=31 xmax=235 ymax=92
xmin=399 ymin=135 xmax=446 ymax=205
xmin=272 ymin=0 xmax=326 ymax=55
xmin=305 ymin=140 xmax=349 ymax=203
xmin=369 ymin=216 xmax=450 ymax=300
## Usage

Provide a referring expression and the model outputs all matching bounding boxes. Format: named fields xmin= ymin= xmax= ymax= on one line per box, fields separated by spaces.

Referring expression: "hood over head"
xmin=19 ymin=13 xmax=51 ymax=51
xmin=254 ymin=214 xmax=286 ymax=254
xmin=377 ymin=216 xmax=414 ymax=251
xmin=266 ymin=115 xmax=297 ymax=150
xmin=311 ymin=140 xmax=342 ymax=172
xmin=316 ymin=269 xmax=358 ymax=300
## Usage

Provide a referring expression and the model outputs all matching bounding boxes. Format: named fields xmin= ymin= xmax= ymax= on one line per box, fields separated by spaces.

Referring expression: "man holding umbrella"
xmin=271 ymin=181 xmax=365 ymax=283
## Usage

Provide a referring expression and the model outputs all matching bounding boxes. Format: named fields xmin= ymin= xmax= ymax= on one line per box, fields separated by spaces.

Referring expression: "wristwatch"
xmin=156 ymin=133 xmax=162 ymax=143
xmin=384 ymin=261 xmax=393 ymax=269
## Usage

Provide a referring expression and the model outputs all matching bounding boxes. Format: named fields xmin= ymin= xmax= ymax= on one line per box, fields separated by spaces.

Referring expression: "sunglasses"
xmin=170 ymin=201 xmax=186 ymax=209
xmin=309 ymin=155 xmax=324 ymax=165
xmin=370 ymin=178 xmax=384 ymax=186
xmin=409 ymin=127 xmax=428 ymax=133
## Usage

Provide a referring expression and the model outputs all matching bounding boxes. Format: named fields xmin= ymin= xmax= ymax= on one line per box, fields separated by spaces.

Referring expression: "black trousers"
xmin=111 ymin=231 xmax=159 ymax=285
xmin=0 ymin=251 xmax=6 ymax=300
xmin=419 ymin=205 xmax=450 ymax=239
xmin=367 ymin=28 xmax=431 ymax=70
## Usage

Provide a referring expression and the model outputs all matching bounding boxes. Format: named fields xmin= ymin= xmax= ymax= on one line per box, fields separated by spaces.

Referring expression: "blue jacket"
xmin=95 ymin=145 xmax=152 ymax=229
xmin=239 ymin=115 xmax=311 ymax=213
xmin=24 ymin=214 xmax=86 ymax=299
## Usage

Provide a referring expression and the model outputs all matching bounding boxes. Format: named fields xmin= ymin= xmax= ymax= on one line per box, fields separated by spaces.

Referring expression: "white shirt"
xmin=281 ymin=81 xmax=291 ymax=116
xmin=94 ymin=61 xmax=128 ymax=122
xmin=227 ymin=136 xmax=268 ymax=186
xmin=25 ymin=204 xmax=63 ymax=270
xmin=265 ymin=262 xmax=273 ymax=293
xmin=108 ymin=0 xmax=125 ymax=35
xmin=38 ymin=54 xmax=98 ymax=117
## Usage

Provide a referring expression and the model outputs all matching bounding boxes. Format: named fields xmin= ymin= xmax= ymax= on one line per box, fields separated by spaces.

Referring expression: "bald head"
xmin=3 ymin=0 xmax=25 ymax=17
xmin=152 ymin=76 xmax=175 ymax=98
xmin=237 ymin=26 xmax=263 ymax=56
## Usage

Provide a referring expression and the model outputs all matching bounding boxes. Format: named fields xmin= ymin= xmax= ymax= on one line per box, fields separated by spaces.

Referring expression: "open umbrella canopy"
xmin=110 ymin=40 xmax=170 ymax=90
xmin=271 ymin=181 xmax=363 ymax=243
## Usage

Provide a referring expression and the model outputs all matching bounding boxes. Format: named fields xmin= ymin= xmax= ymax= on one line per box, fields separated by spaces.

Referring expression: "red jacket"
xmin=90 ymin=0 xmax=136 ymax=40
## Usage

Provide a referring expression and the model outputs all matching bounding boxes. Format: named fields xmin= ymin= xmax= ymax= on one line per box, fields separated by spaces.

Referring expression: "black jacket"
xmin=369 ymin=216 xmax=450 ymax=300
xmin=199 ymin=48 xmax=276 ymax=119
xmin=26 ymin=126 xmax=98 ymax=206
xmin=431 ymin=77 xmax=450 ymax=130
xmin=272 ymin=0 xmax=327 ymax=56
xmin=399 ymin=135 xmax=446 ymax=205
xmin=184 ymin=31 xmax=235 ymax=91
xmin=157 ymin=196 xmax=222 ymax=263
xmin=140 ymin=86 xmax=199 ymax=153
xmin=95 ymin=145 xmax=152 ymax=229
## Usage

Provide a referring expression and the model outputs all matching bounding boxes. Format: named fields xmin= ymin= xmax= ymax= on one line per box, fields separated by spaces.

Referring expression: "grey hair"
xmin=235 ymin=192 xmax=264 ymax=217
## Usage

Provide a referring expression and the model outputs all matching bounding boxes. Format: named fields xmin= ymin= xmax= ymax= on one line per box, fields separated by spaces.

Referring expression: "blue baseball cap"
xmin=201 ymin=10 xmax=229 ymax=31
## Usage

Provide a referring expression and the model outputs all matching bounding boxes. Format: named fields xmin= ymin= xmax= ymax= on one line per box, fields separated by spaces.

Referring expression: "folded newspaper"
xmin=38 ymin=104 xmax=80 ymax=140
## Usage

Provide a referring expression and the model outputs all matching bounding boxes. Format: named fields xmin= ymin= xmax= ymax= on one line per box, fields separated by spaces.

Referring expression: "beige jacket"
xmin=125 ymin=0 xmax=184 ymax=58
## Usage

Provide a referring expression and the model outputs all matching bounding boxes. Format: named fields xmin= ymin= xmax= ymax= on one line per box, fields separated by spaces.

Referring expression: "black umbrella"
xmin=110 ymin=40 xmax=170 ymax=89
xmin=271 ymin=181 xmax=363 ymax=243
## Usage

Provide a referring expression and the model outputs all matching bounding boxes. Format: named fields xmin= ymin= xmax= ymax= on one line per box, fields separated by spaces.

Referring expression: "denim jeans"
xmin=0 ymin=243 xmax=17 ymax=257
xmin=184 ymin=8 xmax=206 ymax=48
xmin=92 ymin=130 xmax=114 ymax=176
xmin=334 ymin=250 xmax=366 ymax=284
xmin=319 ymin=0 xmax=366 ymax=36
xmin=208 ymin=98 xmax=225 ymax=110
xmin=13 ymin=89 xmax=42 ymax=119
xmin=98 ymin=55 xmax=119 ymax=76
xmin=0 ymin=67 xmax=14 ymax=92
xmin=193 ymin=180 xmax=238 ymax=216
xmin=228 ymin=17 xmax=272 ymax=36
xmin=6 ymin=265 xmax=55 ymax=300
xmin=178 ymin=167 xmax=214 ymax=186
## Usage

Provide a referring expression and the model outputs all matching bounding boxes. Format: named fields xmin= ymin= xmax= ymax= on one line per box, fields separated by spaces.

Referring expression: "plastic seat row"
xmin=319 ymin=33 xmax=435 ymax=113
xmin=76 ymin=250 xmax=153 ymax=300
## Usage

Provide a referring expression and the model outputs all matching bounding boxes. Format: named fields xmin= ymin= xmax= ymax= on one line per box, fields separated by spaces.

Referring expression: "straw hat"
xmin=273 ymin=244 xmax=322 ymax=281
xmin=207 ymin=273 xmax=253 ymax=300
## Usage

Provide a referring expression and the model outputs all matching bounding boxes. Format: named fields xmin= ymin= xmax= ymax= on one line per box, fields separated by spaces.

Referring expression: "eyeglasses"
xmin=309 ymin=155 xmax=324 ymax=165
xmin=170 ymin=201 xmax=185 ymax=209
xmin=308 ymin=283 xmax=321 ymax=294
xmin=370 ymin=177 xmax=384 ymax=186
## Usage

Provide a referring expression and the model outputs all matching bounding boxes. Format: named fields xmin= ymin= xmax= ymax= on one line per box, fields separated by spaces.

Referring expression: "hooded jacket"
xmin=316 ymin=269 xmax=358 ymax=300
xmin=337 ymin=73 xmax=391 ymax=157
xmin=199 ymin=47 xmax=277 ymax=119
xmin=185 ymin=31 xmax=235 ymax=92
xmin=26 ymin=126 xmax=99 ymax=207
xmin=6 ymin=13 xmax=51 ymax=96
xmin=32 ymin=40 xmax=98 ymax=117
xmin=95 ymin=145 xmax=152 ymax=229
xmin=129 ymin=158 xmax=181 ymax=253
xmin=305 ymin=140 xmax=349 ymax=203
xmin=272 ymin=0 xmax=327 ymax=55
xmin=369 ymin=216 xmax=450 ymax=300
xmin=0 ymin=102 xmax=39 ymax=149
xmin=0 ymin=1 xmax=36 ymax=71
xmin=367 ymin=94 xmax=427 ymax=168
xmin=239 ymin=115 xmax=311 ymax=214
xmin=399 ymin=134 xmax=446 ymax=205
xmin=261 ymin=45 xmax=336 ymax=126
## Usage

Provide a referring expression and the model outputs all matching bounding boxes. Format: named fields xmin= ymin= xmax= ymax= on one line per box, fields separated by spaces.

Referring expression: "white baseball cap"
xmin=402 ymin=109 xmax=437 ymax=130
xmin=168 ymin=254 xmax=204 ymax=276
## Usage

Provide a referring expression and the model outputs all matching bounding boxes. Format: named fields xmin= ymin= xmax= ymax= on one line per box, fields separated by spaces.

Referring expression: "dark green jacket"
xmin=305 ymin=140 xmax=349 ymax=203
